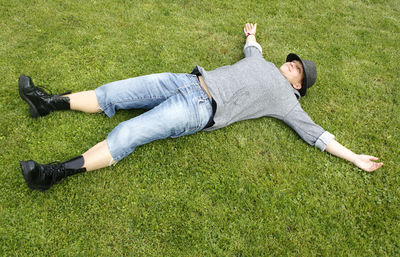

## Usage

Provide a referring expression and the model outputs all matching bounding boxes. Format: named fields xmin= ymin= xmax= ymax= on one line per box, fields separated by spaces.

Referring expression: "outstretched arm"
xmin=325 ymin=139 xmax=383 ymax=172
xmin=283 ymin=104 xmax=383 ymax=173
xmin=244 ymin=23 xmax=257 ymax=44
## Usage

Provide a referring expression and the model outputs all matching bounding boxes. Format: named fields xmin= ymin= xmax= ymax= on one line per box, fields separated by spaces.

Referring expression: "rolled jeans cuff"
xmin=94 ymin=87 xmax=115 ymax=118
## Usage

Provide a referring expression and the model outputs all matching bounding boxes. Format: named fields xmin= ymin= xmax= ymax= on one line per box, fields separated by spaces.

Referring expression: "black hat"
xmin=286 ymin=53 xmax=317 ymax=96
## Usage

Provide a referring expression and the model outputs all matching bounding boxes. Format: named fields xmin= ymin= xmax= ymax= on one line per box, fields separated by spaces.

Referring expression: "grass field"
xmin=1 ymin=0 xmax=399 ymax=255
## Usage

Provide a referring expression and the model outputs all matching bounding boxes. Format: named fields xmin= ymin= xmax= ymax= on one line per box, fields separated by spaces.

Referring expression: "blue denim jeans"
xmin=94 ymin=73 xmax=213 ymax=162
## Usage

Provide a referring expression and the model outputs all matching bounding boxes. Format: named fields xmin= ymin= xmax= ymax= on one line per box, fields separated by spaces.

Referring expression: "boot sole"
xmin=18 ymin=76 xmax=40 ymax=118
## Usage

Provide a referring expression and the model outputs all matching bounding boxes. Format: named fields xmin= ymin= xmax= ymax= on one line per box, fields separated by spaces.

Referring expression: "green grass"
xmin=1 ymin=0 xmax=399 ymax=255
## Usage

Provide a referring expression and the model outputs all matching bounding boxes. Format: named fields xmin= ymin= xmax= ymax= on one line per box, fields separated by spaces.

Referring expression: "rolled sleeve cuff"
xmin=243 ymin=41 xmax=263 ymax=53
xmin=315 ymin=131 xmax=335 ymax=151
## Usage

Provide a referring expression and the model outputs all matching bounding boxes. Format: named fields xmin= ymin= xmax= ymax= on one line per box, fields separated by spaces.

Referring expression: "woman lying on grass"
xmin=18 ymin=23 xmax=383 ymax=191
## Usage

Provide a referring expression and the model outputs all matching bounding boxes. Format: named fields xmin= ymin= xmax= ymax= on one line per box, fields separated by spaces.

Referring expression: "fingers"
xmin=356 ymin=154 xmax=383 ymax=172
xmin=367 ymin=162 xmax=383 ymax=172
xmin=244 ymin=23 xmax=257 ymax=31
xmin=365 ymin=161 xmax=383 ymax=172
xmin=361 ymin=154 xmax=379 ymax=161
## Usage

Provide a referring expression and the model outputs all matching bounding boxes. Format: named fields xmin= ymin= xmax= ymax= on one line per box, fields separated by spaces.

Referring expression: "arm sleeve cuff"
xmin=243 ymin=41 xmax=263 ymax=54
xmin=315 ymin=131 xmax=335 ymax=151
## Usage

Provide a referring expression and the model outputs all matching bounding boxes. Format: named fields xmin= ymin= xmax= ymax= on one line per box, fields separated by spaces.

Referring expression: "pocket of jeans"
xmin=179 ymin=97 xmax=205 ymax=137
xmin=195 ymin=99 xmax=205 ymax=129
xmin=170 ymin=126 xmax=186 ymax=138
xmin=169 ymin=104 xmax=192 ymax=138
xmin=195 ymin=97 xmax=212 ymax=130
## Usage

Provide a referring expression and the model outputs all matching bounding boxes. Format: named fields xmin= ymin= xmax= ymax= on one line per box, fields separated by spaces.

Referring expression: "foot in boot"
xmin=18 ymin=74 xmax=71 ymax=118
xmin=20 ymin=160 xmax=67 ymax=191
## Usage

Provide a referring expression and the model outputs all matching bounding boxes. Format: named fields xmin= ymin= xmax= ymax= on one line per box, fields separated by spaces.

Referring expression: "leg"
xmin=19 ymin=139 xmax=115 ymax=191
xmin=19 ymin=73 xmax=187 ymax=117
xmin=18 ymin=74 xmax=70 ymax=118
xmin=54 ymin=89 xmax=208 ymax=173
xmin=59 ymin=73 xmax=190 ymax=115
xmin=64 ymin=91 xmax=101 ymax=113
xmin=94 ymin=73 xmax=191 ymax=118
xmin=19 ymin=93 xmax=207 ymax=191
xmin=19 ymin=74 xmax=213 ymax=191
xmin=106 ymin=82 xmax=213 ymax=163
xmin=82 ymin=140 xmax=115 ymax=171
xmin=80 ymin=73 xmax=210 ymax=167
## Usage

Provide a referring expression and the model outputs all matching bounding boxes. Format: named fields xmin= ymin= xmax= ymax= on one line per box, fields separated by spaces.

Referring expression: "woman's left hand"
xmin=244 ymin=23 xmax=257 ymax=37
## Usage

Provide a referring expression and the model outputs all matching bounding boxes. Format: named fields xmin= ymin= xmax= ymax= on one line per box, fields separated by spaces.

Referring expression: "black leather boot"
xmin=18 ymin=74 xmax=71 ymax=118
xmin=20 ymin=159 xmax=86 ymax=191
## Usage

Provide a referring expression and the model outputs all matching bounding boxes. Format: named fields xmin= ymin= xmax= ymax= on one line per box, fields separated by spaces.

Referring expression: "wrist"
xmin=350 ymin=153 xmax=359 ymax=164
xmin=246 ymin=32 xmax=255 ymax=37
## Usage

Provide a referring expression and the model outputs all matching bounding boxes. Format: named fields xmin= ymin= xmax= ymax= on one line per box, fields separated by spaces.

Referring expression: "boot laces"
xmin=43 ymin=162 xmax=66 ymax=184
xmin=35 ymin=84 xmax=71 ymax=98
xmin=33 ymin=84 xmax=53 ymax=97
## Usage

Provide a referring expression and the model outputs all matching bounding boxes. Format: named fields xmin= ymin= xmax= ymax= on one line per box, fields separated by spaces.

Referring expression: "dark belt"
xmin=204 ymin=98 xmax=217 ymax=129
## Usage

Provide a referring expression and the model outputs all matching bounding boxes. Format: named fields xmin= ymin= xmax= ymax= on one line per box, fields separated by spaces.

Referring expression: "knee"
xmin=106 ymin=123 xmax=138 ymax=162
xmin=109 ymin=121 xmax=137 ymax=146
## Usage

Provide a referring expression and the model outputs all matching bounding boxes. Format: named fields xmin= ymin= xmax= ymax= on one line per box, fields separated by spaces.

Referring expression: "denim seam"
xmin=102 ymin=93 xmax=179 ymax=113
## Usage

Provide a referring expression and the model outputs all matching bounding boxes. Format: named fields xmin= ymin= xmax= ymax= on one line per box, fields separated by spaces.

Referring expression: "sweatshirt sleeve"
xmin=243 ymin=41 xmax=263 ymax=58
xmin=283 ymin=103 xmax=335 ymax=151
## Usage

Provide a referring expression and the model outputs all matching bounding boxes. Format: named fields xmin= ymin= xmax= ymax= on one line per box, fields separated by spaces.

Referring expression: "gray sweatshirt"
xmin=193 ymin=41 xmax=334 ymax=151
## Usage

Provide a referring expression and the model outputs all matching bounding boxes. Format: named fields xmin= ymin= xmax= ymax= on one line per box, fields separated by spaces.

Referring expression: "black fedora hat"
xmin=286 ymin=53 xmax=317 ymax=96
